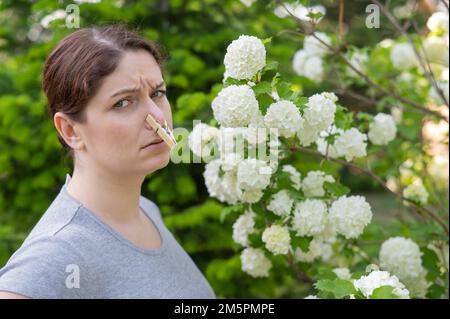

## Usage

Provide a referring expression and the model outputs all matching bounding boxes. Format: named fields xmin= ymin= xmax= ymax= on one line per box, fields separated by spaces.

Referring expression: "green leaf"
xmin=291 ymin=234 xmax=313 ymax=252
xmin=220 ymin=204 xmax=244 ymax=223
xmin=421 ymin=247 xmax=441 ymax=280
xmin=315 ymin=278 xmax=358 ymax=298
xmin=253 ymin=81 xmax=272 ymax=96
xmin=370 ymin=286 xmax=399 ymax=299
xmin=277 ymin=81 xmax=292 ymax=100
xmin=324 ymin=181 xmax=351 ymax=197
xmin=248 ymin=232 xmax=263 ymax=247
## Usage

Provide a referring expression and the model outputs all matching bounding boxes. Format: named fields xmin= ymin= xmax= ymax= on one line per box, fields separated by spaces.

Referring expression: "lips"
xmin=143 ymin=138 xmax=163 ymax=148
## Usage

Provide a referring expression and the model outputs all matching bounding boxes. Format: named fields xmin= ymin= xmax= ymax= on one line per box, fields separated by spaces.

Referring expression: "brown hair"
xmin=42 ymin=24 xmax=166 ymax=159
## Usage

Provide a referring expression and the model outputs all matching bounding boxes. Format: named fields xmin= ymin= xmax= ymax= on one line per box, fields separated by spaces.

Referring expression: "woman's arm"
xmin=0 ymin=291 xmax=30 ymax=299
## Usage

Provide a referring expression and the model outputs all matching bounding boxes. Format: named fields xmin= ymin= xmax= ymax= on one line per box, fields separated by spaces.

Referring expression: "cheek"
xmin=89 ymin=119 xmax=138 ymax=154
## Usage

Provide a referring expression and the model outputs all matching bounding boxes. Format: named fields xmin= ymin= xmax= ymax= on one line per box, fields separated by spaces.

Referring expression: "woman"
xmin=0 ymin=25 xmax=216 ymax=299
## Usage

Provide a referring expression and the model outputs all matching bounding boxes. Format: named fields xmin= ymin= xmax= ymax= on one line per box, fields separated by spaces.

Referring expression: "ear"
xmin=53 ymin=112 xmax=85 ymax=150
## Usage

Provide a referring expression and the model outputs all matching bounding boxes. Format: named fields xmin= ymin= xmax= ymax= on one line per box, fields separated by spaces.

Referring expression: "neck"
xmin=66 ymin=164 xmax=145 ymax=223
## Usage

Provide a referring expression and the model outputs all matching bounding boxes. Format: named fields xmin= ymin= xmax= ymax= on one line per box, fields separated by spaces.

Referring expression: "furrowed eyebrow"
xmin=109 ymin=81 xmax=165 ymax=99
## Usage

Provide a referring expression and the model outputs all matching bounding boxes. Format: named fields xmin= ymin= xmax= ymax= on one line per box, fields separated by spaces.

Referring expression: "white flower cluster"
xmin=224 ymin=35 xmax=266 ymax=80
xmin=403 ymin=179 xmax=429 ymax=205
xmin=203 ymin=156 xmax=273 ymax=205
xmin=262 ymin=224 xmax=291 ymax=255
xmin=264 ymin=100 xmax=302 ymax=138
xmin=379 ymin=237 xmax=429 ymax=298
xmin=368 ymin=113 xmax=397 ymax=145
xmin=297 ymin=92 xmax=337 ymax=146
xmin=328 ymin=195 xmax=372 ymax=239
xmin=292 ymin=199 xmax=328 ymax=237
xmin=188 ymin=123 xmax=219 ymax=159
xmin=274 ymin=3 xmax=326 ymax=23
xmin=240 ymin=247 xmax=272 ymax=278
xmin=232 ymin=209 xmax=256 ymax=247
xmin=212 ymin=85 xmax=260 ymax=127
xmin=317 ymin=126 xmax=367 ymax=162
xmin=353 ymin=270 xmax=410 ymax=299
xmin=267 ymin=190 xmax=294 ymax=217
xmin=346 ymin=51 xmax=369 ymax=78
xmin=302 ymin=170 xmax=335 ymax=197
xmin=333 ymin=128 xmax=368 ymax=161
xmin=423 ymin=36 xmax=449 ymax=67
xmin=390 ymin=43 xmax=417 ymax=70
xmin=427 ymin=11 xmax=449 ymax=34
xmin=292 ymin=32 xmax=331 ymax=81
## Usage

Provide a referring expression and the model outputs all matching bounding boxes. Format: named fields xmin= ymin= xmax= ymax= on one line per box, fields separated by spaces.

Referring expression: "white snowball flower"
xmin=220 ymin=152 xmax=244 ymax=172
xmin=281 ymin=165 xmax=302 ymax=191
xmin=368 ymin=113 xmax=397 ymax=145
xmin=379 ymin=237 xmax=429 ymax=298
xmin=292 ymin=49 xmax=324 ymax=82
xmin=302 ymin=170 xmax=335 ymax=197
xmin=292 ymin=199 xmax=328 ymax=236
xmin=267 ymin=190 xmax=294 ymax=217
xmin=390 ymin=43 xmax=417 ymax=69
xmin=347 ymin=51 xmax=369 ymax=77
xmin=427 ymin=11 xmax=449 ymax=34
xmin=353 ymin=270 xmax=410 ymax=299
xmin=303 ymin=32 xmax=331 ymax=57
xmin=423 ymin=36 xmax=449 ymax=67
xmin=237 ymin=158 xmax=272 ymax=191
xmin=294 ymin=4 xmax=326 ymax=22
xmin=239 ymin=0 xmax=256 ymax=7
xmin=379 ymin=237 xmax=424 ymax=280
xmin=203 ymin=159 xmax=224 ymax=200
xmin=297 ymin=118 xmax=321 ymax=146
xmin=220 ymin=171 xmax=243 ymax=204
xmin=188 ymin=123 xmax=219 ymax=158
xmin=264 ymin=100 xmax=302 ymax=138
xmin=240 ymin=247 xmax=272 ymax=278
xmin=329 ymin=195 xmax=372 ymax=239
xmin=333 ymin=267 xmax=352 ymax=280
xmin=303 ymin=93 xmax=337 ymax=132
xmin=403 ymin=180 xmax=429 ymax=205
xmin=217 ymin=127 xmax=246 ymax=156
xmin=212 ymin=85 xmax=260 ymax=127
xmin=274 ymin=3 xmax=326 ymax=23
xmin=316 ymin=125 xmax=344 ymax=158
xmin=262 ymin=224 xmax=291 ymax=255
xmin=294 ymin=239 xmax=331 ymax=263
xmin=333 ymin=128 xmax=367 ymax=161
xmin=224 ymin=35 xmax=266 ymax=80
xmin=232 ymin=209 xmax=256 ymax=247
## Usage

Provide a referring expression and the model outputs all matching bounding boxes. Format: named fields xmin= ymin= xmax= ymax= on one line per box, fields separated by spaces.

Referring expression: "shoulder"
xmin=140 ymin=195 xmax=163 ymax=221
xmin=0 ymin=236 xmax=86 ymax=298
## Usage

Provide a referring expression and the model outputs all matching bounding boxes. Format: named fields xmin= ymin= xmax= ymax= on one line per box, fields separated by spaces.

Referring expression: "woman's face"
xmin=75 ymin=49 xmax=172 ymax=177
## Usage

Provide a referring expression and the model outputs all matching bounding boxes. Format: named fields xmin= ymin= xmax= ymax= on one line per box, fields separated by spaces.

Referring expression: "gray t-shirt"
xmin=0 ymin=175 xmax=216 ymax=299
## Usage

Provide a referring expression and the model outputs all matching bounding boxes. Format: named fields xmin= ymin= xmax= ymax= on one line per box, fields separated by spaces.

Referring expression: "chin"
xmin=145 ymin=152 xmax=171 ymax=173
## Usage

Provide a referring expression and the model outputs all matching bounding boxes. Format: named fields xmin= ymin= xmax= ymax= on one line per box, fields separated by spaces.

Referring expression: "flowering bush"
xmin=188 ymin=0 xmax=449 ymax=299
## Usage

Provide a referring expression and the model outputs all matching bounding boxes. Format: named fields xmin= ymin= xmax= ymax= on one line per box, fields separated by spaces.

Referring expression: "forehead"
xmin=97 ymin=49 xmax=163 ymax=96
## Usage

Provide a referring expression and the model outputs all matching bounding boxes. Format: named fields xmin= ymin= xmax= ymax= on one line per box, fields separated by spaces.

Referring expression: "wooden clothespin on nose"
xmin=145 ymin=114 xmax=177 ymax=149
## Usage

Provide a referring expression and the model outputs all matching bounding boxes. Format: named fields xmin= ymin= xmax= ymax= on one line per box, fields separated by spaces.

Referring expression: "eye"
xmin=151 ymin=90 xmax=167 ymax=99
xmin=113 ymin=98 xmax=134 ymax=109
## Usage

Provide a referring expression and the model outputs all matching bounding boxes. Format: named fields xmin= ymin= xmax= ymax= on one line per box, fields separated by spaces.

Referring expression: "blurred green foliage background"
xmin=0 ymin=0 xmax=446 ymax=298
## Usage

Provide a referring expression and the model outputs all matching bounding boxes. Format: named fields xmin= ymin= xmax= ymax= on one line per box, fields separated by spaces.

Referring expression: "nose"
xmin=144 ymin=97 xmax=166 ymax=131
